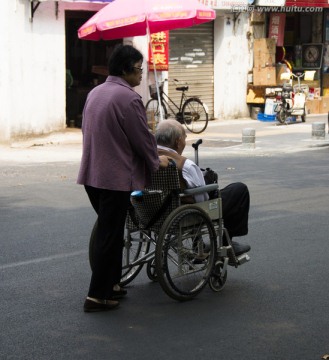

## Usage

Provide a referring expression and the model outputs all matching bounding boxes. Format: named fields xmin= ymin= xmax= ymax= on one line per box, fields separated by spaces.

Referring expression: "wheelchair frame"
xmin=89 ymin=154 xmax=250 ymax=302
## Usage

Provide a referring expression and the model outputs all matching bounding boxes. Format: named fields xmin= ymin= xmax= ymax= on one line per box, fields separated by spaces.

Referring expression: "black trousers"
xmin=85 ymin=185 xmax=131 ymax=299
xmin=220 ymin=182 xmax=250 ymax=238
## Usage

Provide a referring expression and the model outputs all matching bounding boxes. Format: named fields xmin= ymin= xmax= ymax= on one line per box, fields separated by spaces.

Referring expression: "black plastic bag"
xmin=202 ymin=167 xmax=219 ymax=199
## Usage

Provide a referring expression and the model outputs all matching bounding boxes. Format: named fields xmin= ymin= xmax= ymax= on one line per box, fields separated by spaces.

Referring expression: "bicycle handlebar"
xmin=291 ymin=72 xmax=305 ymax=78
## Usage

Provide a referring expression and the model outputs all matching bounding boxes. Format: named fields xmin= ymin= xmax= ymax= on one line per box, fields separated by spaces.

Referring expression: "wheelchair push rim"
xmin=155 ymin=205 xmax=217 ymax=301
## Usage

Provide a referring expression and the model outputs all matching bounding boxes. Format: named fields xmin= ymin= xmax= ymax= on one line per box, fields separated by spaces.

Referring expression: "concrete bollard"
xmin=312 ymin=122 xmax=326 ymax=140
xmin=242 ymin=128 xmax=256 ymax=148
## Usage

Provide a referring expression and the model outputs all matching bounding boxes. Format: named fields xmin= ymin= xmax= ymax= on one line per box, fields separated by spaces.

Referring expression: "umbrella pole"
xmin=146 ymin=20 xmax=164 ymax=122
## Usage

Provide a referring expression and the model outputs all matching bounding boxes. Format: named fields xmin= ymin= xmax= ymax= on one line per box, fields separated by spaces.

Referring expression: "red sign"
xmin=148 ymin=31 xmax=169 ymax=71
xmin=268 ymin=13 xmax=286 ymax=47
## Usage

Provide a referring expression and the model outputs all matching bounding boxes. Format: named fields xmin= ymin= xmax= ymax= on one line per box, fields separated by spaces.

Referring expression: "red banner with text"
xmin=148 ymin=31 xmax=169 ymax=71
xmin=268 ymin=13 xmax=286 ymax=47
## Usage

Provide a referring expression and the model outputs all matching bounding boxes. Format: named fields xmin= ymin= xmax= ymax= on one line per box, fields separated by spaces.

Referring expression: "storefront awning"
xmin=285 ymin=0 xmax=329 ymax=7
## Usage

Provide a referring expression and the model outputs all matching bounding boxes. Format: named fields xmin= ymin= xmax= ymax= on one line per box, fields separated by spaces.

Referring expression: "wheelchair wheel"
xmin=155 ymin=205 xmax=216 ymax=301
xmin=89 ymin=220 xmax=150 ymax=287
xmin=120 ymin=229 xmax=151 ymax=286
xmin=209 ymin=261 xmax=227 ymax=292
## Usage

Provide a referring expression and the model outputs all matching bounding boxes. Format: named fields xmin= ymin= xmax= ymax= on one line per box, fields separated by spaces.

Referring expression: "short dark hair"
xmin=108 ymin=45 xmax=143 ymax=76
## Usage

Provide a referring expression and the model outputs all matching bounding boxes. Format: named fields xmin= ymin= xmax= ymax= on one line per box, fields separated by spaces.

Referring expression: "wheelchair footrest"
xmin=236 ymin=253 xmax=250 ymax=265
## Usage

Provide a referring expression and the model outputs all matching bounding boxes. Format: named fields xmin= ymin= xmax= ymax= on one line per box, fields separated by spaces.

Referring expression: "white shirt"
xmin=157 ymin=145 xmax=209 ymax=202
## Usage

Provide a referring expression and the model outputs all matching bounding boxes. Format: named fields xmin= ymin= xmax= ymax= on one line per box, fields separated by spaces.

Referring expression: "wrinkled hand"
xmin=159 ymin=155 xmax=170 ymax=168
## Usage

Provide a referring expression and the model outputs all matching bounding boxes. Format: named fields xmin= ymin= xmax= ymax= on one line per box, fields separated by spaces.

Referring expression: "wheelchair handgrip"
xmin=182 ymin=184 xmax=218 ymax=196
xmin=192 ymin=139 xmax=202 ymax=150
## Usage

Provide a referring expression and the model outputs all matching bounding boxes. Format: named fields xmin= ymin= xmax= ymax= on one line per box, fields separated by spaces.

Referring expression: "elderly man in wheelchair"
xmin=89 ymin=119 xmax=251 ymax=302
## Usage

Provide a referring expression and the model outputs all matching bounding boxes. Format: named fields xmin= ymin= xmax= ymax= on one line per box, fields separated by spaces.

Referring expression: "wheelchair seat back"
xmin=129 ymin=163 xmax=181 ymax=231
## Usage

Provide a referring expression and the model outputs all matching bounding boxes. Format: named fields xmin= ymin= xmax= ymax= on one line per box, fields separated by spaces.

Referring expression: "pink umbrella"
xmin=78 ymin=0 xmax=216 ymax=41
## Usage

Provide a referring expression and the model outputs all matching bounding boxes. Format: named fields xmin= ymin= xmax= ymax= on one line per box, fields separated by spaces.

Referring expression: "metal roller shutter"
xmin=168 ymin=22 xmax=214 ymax=119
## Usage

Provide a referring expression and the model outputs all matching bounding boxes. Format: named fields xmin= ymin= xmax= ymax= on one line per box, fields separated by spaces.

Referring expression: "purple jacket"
xmin=77 ymin=76 xmax=159 ymax=191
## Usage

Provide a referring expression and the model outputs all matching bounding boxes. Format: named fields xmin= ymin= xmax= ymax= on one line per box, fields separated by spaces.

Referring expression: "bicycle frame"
xmin=160 ymin=88 xmax=187 ymax=118
xmin=146 ymin=79 xmax=209 ymax=134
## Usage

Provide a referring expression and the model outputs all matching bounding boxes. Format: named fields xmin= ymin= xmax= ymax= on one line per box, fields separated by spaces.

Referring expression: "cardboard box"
xmin=253 ymin=67 xmax=276 ymax=86
xmin=254 ymin=52 xmax=276 ymax=69
xmin=305 ymin=99 xmax=320 ymax=115
xmin=254 ymin=38 xmax=276 ymax=54
xmin=246 ymin=87 xmax=265 ymax=104
xmin=250 ymin=12 xmax=265 ymax=24
xmin=253 ymin=39 xmax=276 ymax=69
xmin=319 ymin=96 xmax=329 ymax=113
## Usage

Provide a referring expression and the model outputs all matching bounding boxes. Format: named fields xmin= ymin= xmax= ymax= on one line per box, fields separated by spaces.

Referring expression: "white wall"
xmin=128 ymin=36 xmax=150 ymax=104
xmin=0 ymin=1 xmax=64 ymax=142
xmin=214 ymin=12 xmax=251 ymax=119
xmin=0 ymin=1 xmax=12 ymax=142
xmin=0 ymin=0 xmax=103 ymax=143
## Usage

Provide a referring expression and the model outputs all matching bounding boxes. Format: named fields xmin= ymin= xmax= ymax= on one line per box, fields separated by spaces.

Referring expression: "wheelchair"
xmin=89 ymin=147 xmax=250 ymax=302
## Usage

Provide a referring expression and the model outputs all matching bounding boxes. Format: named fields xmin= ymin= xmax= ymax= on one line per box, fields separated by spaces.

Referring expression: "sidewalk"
xmin=184 ymin=113 xmax=329 ymax=158
xmin=0 ymin=115 xmax=328 ymax=163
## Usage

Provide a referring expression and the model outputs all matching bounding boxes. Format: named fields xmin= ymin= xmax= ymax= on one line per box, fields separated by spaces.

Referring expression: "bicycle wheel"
xmin=301 ymin=107 xmax=306 ymax=122
xmin=89 ymin=220 xmax=150 ymax=286
xmin=155 ymin=205 xmax=216 ymax=301
xmin=145 ymin=99 xmax=167 ymax=129
xmin=276 ymin=106 xmax=287 ymax=124
xmin=182 ymin=98 xmax=208 ymax=134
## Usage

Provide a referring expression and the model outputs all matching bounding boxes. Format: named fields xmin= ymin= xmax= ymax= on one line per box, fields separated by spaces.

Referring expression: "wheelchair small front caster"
xmin=209 ymin=261 xmax=227 ymax=292
xmin=146 ymin=258 xmax=158 ymax=282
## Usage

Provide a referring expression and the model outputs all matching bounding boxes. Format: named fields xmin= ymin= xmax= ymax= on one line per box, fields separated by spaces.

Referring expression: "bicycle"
xmin=145 ymin=79 xmax=209 ymax=134
xmin=275 ymin=70 xmax=315 ymax=124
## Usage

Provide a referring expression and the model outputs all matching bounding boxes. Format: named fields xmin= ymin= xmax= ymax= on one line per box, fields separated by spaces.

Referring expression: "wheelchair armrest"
xmin=182 ymin=184 xmax=219 ymax=196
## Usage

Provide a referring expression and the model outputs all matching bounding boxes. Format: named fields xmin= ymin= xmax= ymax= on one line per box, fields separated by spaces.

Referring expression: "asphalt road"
xmin=1 ymin=147 xmax=329 ymax=360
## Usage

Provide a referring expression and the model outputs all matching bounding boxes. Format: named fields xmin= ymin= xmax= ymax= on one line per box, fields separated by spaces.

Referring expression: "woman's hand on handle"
xmin=159 ymin=155 xmax=171 ymax=168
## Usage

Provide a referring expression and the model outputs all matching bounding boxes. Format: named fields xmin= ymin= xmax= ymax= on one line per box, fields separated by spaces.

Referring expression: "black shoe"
xmin=83 ymin=298 xmax=119 ymax=313
xmin=110 ymin=288 xmax=127 ymax=300
xmin=232 ymin=241 xmax=251 ymax=256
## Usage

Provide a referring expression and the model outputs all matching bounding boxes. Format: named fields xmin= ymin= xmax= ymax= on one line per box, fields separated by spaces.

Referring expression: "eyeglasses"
xmin=133 ymin=66 xmax=143 ymax=73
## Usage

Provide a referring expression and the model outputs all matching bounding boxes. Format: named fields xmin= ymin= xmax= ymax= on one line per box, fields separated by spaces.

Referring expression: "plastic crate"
xmin=257 ymin=112 xmax=276 ymax=122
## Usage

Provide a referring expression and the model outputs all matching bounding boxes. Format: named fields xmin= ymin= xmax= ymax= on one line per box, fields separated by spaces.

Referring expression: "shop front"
xmin=247 ymin=1 xmax=329 ymax=118
xmin=65 ymin=10 xmax=122 ymax=127
xmin=166 ymin=22 xmax=215 ymax=119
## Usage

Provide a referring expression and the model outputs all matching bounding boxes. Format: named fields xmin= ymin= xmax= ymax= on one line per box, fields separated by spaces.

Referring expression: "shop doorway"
xmin=65 ymin=11 xmax=122 ymax=127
